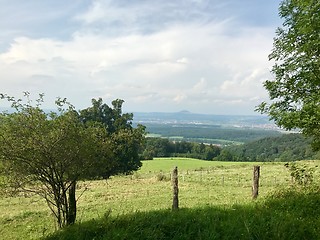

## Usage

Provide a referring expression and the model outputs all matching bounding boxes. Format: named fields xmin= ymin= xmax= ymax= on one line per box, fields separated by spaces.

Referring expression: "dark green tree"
xmin=216 ymin=149 xmax=234 ymax=161
xmin=79 ymin=98 xmax=134 ymax=134
xmin=79 ymin=98 xmax=146 ymax=178
xmin=257 ymin=0 xmax=320 ymax=149
xmin=204 ymin=144 xmax=221 ymax=160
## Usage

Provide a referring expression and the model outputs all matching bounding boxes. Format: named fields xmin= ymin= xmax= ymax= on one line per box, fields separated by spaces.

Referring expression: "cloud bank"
xmin=0 ymin=0 xmax=281 ymax=114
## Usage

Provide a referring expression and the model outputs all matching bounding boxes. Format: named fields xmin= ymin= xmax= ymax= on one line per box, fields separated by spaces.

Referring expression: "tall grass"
xmin=0 ymin=158 xmax=319 ymax=239
xmin=45 ymin=187 xmax=320 ymax=240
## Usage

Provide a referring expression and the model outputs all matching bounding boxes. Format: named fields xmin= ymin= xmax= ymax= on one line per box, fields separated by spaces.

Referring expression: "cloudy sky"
xmin=0 ymin=0 xmax=282 ymax=115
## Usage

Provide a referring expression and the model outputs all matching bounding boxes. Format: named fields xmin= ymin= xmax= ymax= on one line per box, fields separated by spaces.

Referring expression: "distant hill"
xmin=216 ymin=133 xmax=319 ymax=162
xmin=178 ymin=110 xmax=191 ymax=114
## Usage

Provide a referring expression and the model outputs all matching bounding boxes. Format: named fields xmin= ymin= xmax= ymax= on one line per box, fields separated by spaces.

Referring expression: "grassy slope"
xmin=139 ymin=157 xmax=249 ymax=173
xmin=45 ymin=191 xmax=320 ymax=240
xmin=0 ymin=158 xmax=319 ymax=239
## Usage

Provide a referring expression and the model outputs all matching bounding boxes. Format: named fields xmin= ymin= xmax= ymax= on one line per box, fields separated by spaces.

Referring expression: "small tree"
xmin=257 ymin=0 xmax=320 ymax=149
xmin=0 ymin=93 xmax=145 ymax=228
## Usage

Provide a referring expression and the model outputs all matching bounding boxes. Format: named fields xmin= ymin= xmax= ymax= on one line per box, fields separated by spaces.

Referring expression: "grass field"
xmin=0 ymin=158 xmax=319 ymax=239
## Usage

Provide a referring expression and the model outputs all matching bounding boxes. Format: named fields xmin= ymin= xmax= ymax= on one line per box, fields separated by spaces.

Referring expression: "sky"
xmin=0 ymin=0 xmax=283 ymax=115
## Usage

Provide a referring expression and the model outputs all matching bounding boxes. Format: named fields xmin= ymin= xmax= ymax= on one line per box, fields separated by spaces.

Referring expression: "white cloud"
xmin=219 ymin=68 xmax=270 ymax=99
xmin=173 ymin=93 xmax=187 ymax=103
xmin=0 ymin=0 xmax=281 ymax=114
xmin=75 ymin=1 xmax=106 ymax=24
xmin=176 ymin=57 xmax=189 ymax=64
xmin=193 ymin=78 xmax=207 ymax=91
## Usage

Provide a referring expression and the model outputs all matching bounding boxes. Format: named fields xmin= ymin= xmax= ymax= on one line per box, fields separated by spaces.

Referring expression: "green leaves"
xmin=284 ymin=161 xmax=317 ymax=186
xmin=258 ymin=0 xmax=320 ymax=149
xmin=79 ymin=98 xmax=145 ymax=179
xmin=0 ymin=93 xmax=145 ymax=227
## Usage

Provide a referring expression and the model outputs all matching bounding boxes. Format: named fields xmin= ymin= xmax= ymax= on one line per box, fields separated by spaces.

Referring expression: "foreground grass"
xmin=0 ymin=158 xmax=319 ymax=239
xmin=45 ymin=188 xmax=320 ymax=240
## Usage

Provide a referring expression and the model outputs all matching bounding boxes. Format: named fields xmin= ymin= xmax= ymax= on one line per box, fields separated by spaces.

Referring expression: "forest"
xmin=216 ymin=133 xmax=320 ymax=162
xmin=140 ymin=137 xmax=221 ymax=160
xmin=141 ymin=133 xmax=320 ymax=162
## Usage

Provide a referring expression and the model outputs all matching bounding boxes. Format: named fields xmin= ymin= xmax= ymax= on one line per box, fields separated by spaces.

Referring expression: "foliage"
xmin=257 ymin=0 xmax=320 ymax=150
xmin=284 ymin=161 xmax=317 ymax=186
xmin=141 ymin=138 xmax=221 ymax=160
xmin=215 ymin=133 xmax=319 ymax=162
xmin=79 ymin=98 xmax=146 ymax=179
xmin=0 ymin=93 xmax=145 ymax=228
xmin=0 ymin=93 xmax=100 ymax=227
xmin=79 ymin=98 xmax=133 ymax=135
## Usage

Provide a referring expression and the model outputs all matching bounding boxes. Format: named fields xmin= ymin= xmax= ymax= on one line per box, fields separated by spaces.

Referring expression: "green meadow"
xmin=1 ymin=158 xmax=319 ymax=239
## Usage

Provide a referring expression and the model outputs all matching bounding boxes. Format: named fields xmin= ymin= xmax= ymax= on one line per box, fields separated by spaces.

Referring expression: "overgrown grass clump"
xmin=45 ymin=187 xmax=320 ymax=240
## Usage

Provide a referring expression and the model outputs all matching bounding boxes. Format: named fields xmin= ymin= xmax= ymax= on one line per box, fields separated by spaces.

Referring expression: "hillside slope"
xmin=217 ymin=133 xmax=319 ymax=162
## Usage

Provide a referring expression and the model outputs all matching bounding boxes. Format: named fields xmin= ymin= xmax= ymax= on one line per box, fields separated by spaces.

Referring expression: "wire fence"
xmin=136 ymin=169 xmax=293 ymax=188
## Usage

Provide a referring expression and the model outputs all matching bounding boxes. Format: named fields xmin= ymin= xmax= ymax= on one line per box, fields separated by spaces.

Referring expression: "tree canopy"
xmin=0 ymin=93 xmax=145 ymax=228
xmin=215 ymin=133 xmax=319 ymax=162
xmin=257 ymin=0 xmax=320 ymax=150
xmin=79 ymin=98 xmax=145 ymax=178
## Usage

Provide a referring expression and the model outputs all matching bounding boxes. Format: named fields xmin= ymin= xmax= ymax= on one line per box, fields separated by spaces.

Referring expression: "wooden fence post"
xmin=172 ymin=166 xmax=179 ymax=210
xmin=252 ymin=166 xmax=260 ymax=199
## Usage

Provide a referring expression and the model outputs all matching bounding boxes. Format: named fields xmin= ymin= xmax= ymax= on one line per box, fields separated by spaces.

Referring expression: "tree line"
xmin=140 ymin=138 xmax=221 ymax=160
xmin=141 ymin=133 xmax=320 ymax=162
xmin=216 ymin=134 xmax=319 ymax=162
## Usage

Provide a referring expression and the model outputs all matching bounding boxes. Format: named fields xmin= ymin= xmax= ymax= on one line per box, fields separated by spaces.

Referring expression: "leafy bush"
xmin=284 ymin=162 xmax=317 ymax=187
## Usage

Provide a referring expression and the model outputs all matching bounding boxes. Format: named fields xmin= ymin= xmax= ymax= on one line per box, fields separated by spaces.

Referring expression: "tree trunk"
xmin=67 ymin=181 xmax=77 ymax=225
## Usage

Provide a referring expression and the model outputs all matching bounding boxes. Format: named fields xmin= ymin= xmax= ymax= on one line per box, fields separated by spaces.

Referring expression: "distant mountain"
xmin=178 ymin=110 xmax=191 ymax=114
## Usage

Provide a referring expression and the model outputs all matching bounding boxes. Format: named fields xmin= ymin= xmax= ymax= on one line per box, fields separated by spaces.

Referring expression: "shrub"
xmin=284 ymin=162 xmax=317 ymax=187
xmin=156 ymin=172 xmax=170 ymax=182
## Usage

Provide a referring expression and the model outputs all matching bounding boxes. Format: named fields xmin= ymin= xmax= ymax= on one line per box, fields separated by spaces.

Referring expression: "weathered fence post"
xmin=172 ymin=166 xmax=179 ymax=210
xmin=252 ymin=166 xmax=260 ymax=199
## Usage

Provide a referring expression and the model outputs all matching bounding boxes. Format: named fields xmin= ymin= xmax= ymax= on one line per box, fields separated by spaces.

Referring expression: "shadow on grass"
xmin=44 ymin=188 xmax=320 ymax=240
